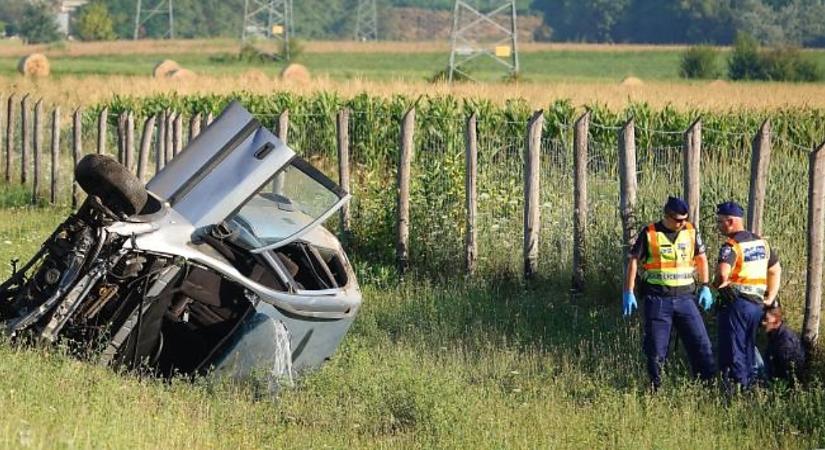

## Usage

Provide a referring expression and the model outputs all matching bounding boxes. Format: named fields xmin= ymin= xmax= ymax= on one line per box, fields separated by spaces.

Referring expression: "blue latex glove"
xmin=697 ymin=286 xmax=714 ymax=311
xmin=622 ymin=291 xmax=637 ymax=317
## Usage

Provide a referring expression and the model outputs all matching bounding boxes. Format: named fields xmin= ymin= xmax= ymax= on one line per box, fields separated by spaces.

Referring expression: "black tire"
xmin=75 ymin=154 xmax=148 ymax=216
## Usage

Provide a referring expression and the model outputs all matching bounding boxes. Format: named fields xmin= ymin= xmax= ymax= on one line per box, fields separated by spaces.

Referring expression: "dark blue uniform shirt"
xmin=766 ymin=323 xmax=805 ymax=383
xmin=717 ymin=230 xmax=779 ymax=303
xmin=718 ymin=230 xmax=779 ymax=268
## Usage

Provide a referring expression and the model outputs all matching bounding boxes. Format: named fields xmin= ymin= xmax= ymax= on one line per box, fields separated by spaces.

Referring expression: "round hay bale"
xmin=242 ymin=69 xmax=270 ymax=84
xmin=280 ymin=63 xmax=310 ymax=84
xmin=153 ymin=59 xmax=181 ymax=78
xmin=167 ymin=68 xmax=195 ymax=79
xmin=17 ymin=54 xmax=50 ymax=77
xmin=620 ymin=76 xmax=644 ymax=87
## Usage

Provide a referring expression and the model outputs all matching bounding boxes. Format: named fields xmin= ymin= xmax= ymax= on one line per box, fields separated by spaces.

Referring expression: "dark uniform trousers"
xmin=643 ymin=294 xmax=716 ymax=387
xmin=717 ymin=295 xmax=764 ymax=387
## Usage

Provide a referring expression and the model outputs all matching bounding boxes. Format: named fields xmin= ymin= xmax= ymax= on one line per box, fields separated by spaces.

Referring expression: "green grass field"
xmin=0 ymin=199 xmax=823 ymax=448
xmin=0 ymin=40 xmax=824 ymax=447
xmin=0 ymin=47 xmax=731 ymax=82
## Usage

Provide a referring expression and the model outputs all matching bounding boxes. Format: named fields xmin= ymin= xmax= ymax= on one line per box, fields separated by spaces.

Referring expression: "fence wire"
xmin=0 ymin=105 xmax=820 ymax=320
xmin=475 ymin=124 xmax=526 ymax=277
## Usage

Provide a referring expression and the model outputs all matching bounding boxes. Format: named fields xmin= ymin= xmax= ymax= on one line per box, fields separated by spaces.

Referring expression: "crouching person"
xmin=762 ymin=305 xmax=805 ymax=385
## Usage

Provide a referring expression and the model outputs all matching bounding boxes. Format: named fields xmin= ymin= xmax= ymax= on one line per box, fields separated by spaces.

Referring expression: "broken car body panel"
xmin=0 ymin=101 xmax=361 ymax=380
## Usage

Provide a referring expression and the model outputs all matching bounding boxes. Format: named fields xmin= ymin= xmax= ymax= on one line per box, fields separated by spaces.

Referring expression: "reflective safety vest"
xmin=642 ymin=223 xmax=696 ymax=287
xmin=726 ymin=236 xmax=769 ymax=298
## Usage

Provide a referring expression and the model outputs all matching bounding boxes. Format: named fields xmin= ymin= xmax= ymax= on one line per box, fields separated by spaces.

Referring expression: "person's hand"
xmin=697 ymin=286 xmax=714 ymax=311
xmin=622 ymin=291 xmax=637 ymax=317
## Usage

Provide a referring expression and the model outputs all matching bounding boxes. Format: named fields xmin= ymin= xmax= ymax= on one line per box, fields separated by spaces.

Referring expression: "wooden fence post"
xmin=336 ymin=109 xmax=351 ymax=244
xmin=116 ymin=112 xmax=126 ymax=163
xmin=138 ymin=115 xmax=156 ymax=182
xmin=125 ymin=112 xmax=135 ymax=172
xmin=50 ymin=107 xmax=60 ymax=205
xmin=173 ymin=113 xmax=183 ymax=156
xmin=465 ymin=112 xmax=479 ymax=275
xmin=72 ymin=108 xmax=82 ymax=208
xmin=189 ymin=113 xmax=202 ymax=143
xmin=156 ymin=110 xmax=167 ymax=172
xmin=20 ymin=94 xmax=30 ymax=184
xmin=5 ymin=94 xmax=14 ymax=183
xmin=619 ymin=118 xmax=638 ymax=251
xmin=803 ymin=143 xmax=825 ymax=349
xmin=397 ymin=108 xmax=415 ymax=275
xmin=97 ymin=107 xmax=108 ymax=155
xmin=164 ymin=111 xmax=174 ymax=163
xmin=272 ymin=110 xmax=289 ymax=195
xmin=683 ymin=118 xmax=702 ymax=223
xmin=524 ymin=110 xmax=544 ymax=279
xmin=278 ymin=110 xmax=289 ymax=143
xmin=204 ymin=111 xmax=214 ymax=129
xmin=747 ymin=119 xmax=771 ymax=235
xmin=0 ymin=95 xmax=3 ymax=184
xmin=32 ymin=99 xmax=43 ymax=202
xmin=572 ymin=111 xmax=590 ymax=292
xmin=0 ymin=94 xmax=3 ymax=182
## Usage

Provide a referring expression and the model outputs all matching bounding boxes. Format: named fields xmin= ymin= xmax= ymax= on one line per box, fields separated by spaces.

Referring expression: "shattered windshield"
xmin=229 ymin=160 xmax=346 ymax=249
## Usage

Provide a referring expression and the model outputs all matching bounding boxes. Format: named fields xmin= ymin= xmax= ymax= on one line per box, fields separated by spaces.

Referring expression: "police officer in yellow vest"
xmin=623 ymin=196 xmax=716 ymax=389
xmin=713 ymin=201 xmax=781 ymax=388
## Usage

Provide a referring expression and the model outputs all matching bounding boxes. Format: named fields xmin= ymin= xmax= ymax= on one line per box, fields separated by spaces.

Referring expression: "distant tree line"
xmin=3 ymin=0 xmax=825 ymax=47
xmin=534 ymin=0 xmax=825 ymax=46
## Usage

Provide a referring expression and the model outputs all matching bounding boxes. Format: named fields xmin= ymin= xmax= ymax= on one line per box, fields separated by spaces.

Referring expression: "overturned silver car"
xmin=0 ymin=101 xmax=361 ymax=382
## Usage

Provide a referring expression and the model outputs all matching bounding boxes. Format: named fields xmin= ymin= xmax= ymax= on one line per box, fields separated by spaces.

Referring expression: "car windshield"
xmin=229 ymin=161 xmax=344 ymax=249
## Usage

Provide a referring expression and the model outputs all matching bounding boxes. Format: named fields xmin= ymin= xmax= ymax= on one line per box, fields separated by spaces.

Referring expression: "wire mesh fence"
xmin=0 ymin=100 xmax=821 ymax=306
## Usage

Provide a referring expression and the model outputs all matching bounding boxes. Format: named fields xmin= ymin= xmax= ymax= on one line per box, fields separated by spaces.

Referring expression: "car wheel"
xmin=75 ymin=154 xmax=148 ymax=216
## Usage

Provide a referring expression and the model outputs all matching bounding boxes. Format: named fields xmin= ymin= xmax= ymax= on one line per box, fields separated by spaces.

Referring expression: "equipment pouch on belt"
xmin=718 ymin=286 xmax=762 ymax=306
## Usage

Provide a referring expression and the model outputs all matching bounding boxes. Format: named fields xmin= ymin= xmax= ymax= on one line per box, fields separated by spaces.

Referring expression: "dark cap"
xmin=716 ymin=201 xmax=744 ymax=218
xmin=664 ymin=196 xmax=689 ymax=216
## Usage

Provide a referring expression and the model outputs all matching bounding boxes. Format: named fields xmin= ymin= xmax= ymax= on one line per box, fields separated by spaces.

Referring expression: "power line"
xmin=242 ymin=0 xmax=294 ymax=59
xmin=133 ymin=0 xmax=175 ymax=40
xmin=447 ymin=0 xmax=519 ymax=83
xmin=355 ymin=0 xmax=378 ymax=41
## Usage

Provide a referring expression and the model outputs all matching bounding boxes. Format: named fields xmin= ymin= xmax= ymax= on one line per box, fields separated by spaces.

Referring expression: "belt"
xmin=719 ymin=287 xmax=763 ymax=305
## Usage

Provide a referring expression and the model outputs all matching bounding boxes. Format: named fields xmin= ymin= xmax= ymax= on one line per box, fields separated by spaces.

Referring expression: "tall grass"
xmin=11 ymin=73 xmax=825 ymax=114
xmin=0 ymin=212 xmax=823 ymax=448
xmin=0 ymin=91 xmax=824 ymax=446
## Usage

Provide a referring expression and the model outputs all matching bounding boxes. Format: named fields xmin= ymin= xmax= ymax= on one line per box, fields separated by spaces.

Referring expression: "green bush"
xmin=282 ymin=38 xmax=304 ymax=62
xmin=728 ymin=33 xmax=764 ymax=81
xmin=762 ymin=47 xmax=822 ymax=82
xmin=73 ymin=1 xmax=116 ymax=41
xmin=728 ymin=33 xmax=822 ymax=82
xmin=679 ymin=45 xmax=720 ymax=79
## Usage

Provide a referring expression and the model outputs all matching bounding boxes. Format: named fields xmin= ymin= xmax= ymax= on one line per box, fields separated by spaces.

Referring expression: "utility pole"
xmin=133 ymin=0 xmax=175 ymax=40
xmin=355 ymin=0 xmax=378 ymax=41
xmin=447 ymin=0 xmax=519 ymax=82
xmin=242 ymin=0 xmax=294 ymax=59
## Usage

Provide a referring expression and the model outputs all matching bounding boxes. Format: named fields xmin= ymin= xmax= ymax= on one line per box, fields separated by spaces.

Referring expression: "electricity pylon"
xmin=447 ymin=0 xmax=519 ymax=82
xmin=355 ymin=0 xmax=378 ymax=41
xmin=242 ymin=0 xmax=294 ymax=59
xmin=133 ymin=0 xmax=175 ymax=40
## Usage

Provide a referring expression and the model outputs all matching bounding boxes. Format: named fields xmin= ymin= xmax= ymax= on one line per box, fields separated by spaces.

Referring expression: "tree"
xmin=18 ymin=1 xmax=60 ymax=44
xmin=537 ymin=0 xmax=631 ymax=42
xmin=74 ymin=1 xmax=117 ymax=41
